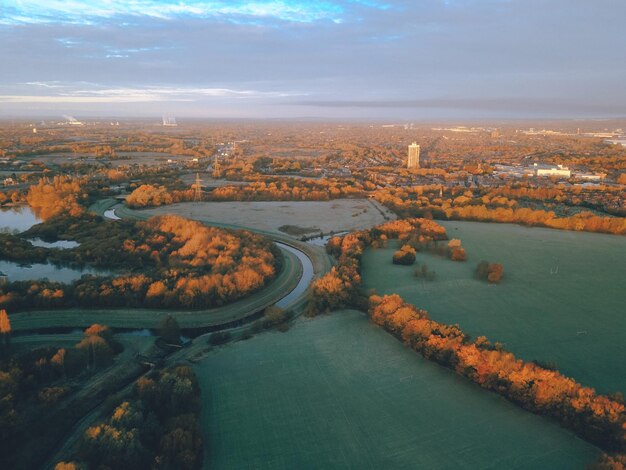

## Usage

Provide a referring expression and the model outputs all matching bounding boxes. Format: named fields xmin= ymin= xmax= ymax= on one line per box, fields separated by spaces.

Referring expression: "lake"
xmin=0 ymin=206 xmax=95 ymax=282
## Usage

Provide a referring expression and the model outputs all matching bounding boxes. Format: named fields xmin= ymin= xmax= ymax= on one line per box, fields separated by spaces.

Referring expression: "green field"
xmin=361 ymin=221 xmax=626 ymax=395
xmin=195 ymin=311 xmax=599 ymax=469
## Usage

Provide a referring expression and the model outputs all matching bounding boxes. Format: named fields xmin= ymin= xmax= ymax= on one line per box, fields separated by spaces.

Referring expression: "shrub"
xmin=208 ymin=331 xmax=231 ymax=346
xmin=392 ymin=245 xmax=417 ymax=265
xmin=263 ymin=306 xmax=286 ymax=327
xmin=476 ymin=261 xmax=504 ymax=283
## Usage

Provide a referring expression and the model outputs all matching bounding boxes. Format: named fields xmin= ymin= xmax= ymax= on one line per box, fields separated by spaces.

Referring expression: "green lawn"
xmin=361 ymin=220 xmax=626 ymax=395
xmin=195 ymin=311 xmax=599 ymax=469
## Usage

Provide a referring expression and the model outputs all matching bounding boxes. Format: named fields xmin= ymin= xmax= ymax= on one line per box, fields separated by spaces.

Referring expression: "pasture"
xmin=361 ymin=221 xmax=626 ymax=394
xmin=195 ymin=311 xmax=598 ymax=469
xmin=195 ymin=310 xmax=599 ymax=469
xmin=136 ymin=199 xmax=395 ymax=237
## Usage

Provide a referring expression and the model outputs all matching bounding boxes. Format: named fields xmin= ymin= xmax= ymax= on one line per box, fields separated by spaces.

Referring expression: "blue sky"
xmin=0 ymin=0 xmax=624 ymax=119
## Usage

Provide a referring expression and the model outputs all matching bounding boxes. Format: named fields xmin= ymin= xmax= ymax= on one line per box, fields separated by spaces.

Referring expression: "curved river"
xmin=274 ymin=242 xmax=315 ymax=309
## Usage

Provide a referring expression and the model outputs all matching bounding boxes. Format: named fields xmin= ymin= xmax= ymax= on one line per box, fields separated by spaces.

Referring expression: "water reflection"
xmin=29 ymin=238 xmax=80 ymax=249
xmin=0 ymin=260 xmax=108 ymax=283
xmin=305 ymin=231 xmax=348 ymax=247
xmin=0 ymin=206 xmax=41 ymax=233
xmin=275 ymin=243 xmax=314 ymax=309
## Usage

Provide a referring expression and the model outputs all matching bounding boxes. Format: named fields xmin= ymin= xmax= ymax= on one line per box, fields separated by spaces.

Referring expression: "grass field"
xmin=361 ymin=221 xmax=626 ymax=395
xmin=136 ymin=199 xmax=395 ymax=237
xmin=195 ymin=311 xmax=599 ymax=469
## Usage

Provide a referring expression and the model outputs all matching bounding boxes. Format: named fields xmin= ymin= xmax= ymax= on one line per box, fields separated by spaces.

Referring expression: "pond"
xmin=304 ymin=231 xmax=349 ymax=247
xmin=103 ymin=208 xmax=121 ymax=220
xmin=29 ymin=238 xmax=80 ymax=249
xmin=0 ymin=206 xmax=80 ymax=251
xmin=0 ymin=206 xmax=41 ymax=233
xmin=0 ymin=260 xmax=109 ymax=284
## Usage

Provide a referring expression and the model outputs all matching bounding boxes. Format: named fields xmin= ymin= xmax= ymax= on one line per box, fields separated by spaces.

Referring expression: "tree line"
xmin=308 ymin=216 xmax=625 ymax=466
xmin=57 ymin=365 xmax=204 ymax=470
xmin=375 ymin=186 xmax=626 ymax=235
xmin=125 ymin=177 xmax=369 ymax=208
xmin=307 ymin=218 xmax=449 ymax=315
xmin=0 ymin=321 xmax=123 ymax=468
xmin=369 ymin=294 xmax=625 ymax=461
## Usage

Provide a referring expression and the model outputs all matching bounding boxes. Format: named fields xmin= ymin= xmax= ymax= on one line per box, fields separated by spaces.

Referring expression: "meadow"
xmin=137 ymin=199 xmax=395 ymax=237
xmin=195 ymin=311 xmax=599 ymax=469
xmin=361 ymin=221 xmax=626 ymax=395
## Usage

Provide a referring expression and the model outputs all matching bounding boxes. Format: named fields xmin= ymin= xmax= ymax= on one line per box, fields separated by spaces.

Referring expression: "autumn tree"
xmin=392 ymin=244 xmax=417 ymax=265
xmin=55 ymin=462 xmax=87 ymax=470
xmin=0 ymin=309 xmax=10 ymax=351
xmin=447 ymin=239 xmax=467 ymax=261
xmin=26 ymin=176 xmax=85 ymax=220
xmin=126 ymin=184 xmax=173 ymax=208
xmin=263 ymin=305 xmax=286 ymax=327
xmin=75 ymin=335 xmax=114 ymax=372
xmin=476 ymin=261 xmax=504 ymax=283
xmin=487 ymin=263 xmax=504 ymax=283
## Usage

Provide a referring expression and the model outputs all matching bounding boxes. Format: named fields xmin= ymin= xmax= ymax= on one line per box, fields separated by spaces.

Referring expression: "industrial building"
xmin=533 ymin=163 xmax=571 ymax=178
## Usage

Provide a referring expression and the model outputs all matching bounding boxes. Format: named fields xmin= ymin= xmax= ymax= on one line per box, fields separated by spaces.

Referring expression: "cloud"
xmin=0 ymin=83 xmax=305 ymax=104
xmin=1 ymin=1 xmax=625 ymax=118
xmin=0 ymin=1 xmax=390 ymax=25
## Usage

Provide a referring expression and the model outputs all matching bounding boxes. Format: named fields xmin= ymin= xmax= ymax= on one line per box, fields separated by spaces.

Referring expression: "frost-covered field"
xmin=142 ymin=199 xmax=395 ymax=236
xmin=195 ymin=311 xmax=598 ymax=469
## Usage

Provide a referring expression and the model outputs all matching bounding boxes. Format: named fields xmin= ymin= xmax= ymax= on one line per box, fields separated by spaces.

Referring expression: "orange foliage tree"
xmin=374 ymin=186 xmax=626 ymax=235
xmin=126 ymin=184 xmax=173 ymax=208
xmin=26 ymin=176 xmax=85 ymax=220
xmin=0 ymin=308 xmax=10 ymax=349
xmin=369 ymin=294 xmax=626 ymax=454
xmin=0 ymin=215 xmax=278 ymax=311
xmin=309 ymin=218 xmax=450 ymax=315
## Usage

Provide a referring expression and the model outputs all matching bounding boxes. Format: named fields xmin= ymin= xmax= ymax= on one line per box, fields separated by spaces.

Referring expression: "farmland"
xmin=130 ymin=199 xmax=395 ymax=238
xmin=361 ymin=221 xmax=626 ymax=395
xmin=195 ymin=311 xmax=599 ymax=469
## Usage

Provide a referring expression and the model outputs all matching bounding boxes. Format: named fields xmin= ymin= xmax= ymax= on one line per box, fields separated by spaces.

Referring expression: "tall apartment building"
xmin=407 ymin=142 xmax=420 ymax=169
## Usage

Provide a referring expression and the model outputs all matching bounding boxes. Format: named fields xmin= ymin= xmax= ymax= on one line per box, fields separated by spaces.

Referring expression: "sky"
xmin=0 ymin=0 xmax=624 ymax=120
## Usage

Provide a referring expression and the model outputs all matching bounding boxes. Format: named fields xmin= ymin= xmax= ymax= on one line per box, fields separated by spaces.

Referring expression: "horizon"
xmin=2 ymin=115 xmax=626 ymax=127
